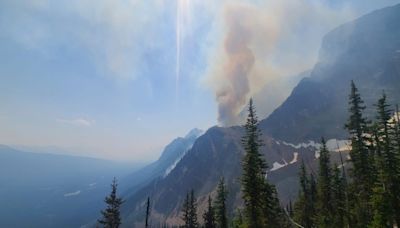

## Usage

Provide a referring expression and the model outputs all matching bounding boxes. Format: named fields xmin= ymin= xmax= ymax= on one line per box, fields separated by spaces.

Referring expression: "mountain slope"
xmin=120 ymin=129 xmax=203 ymax=197
xmin=121 ymin=4 xmax=400 ymax=227
xmin=260 ymin=3 xmax=400 ymax=142
xmin=122 ymin=127 xmax=331 ymax=227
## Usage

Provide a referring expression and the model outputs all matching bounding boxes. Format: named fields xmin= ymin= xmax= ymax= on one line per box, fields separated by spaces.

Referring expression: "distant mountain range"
xmin=0 ymin=128 xmax=203 ymax=228
xmin=121 ymin=4 xmax=400 ymax=227
xmin=0 ymin=145 xmax=138 ymax=228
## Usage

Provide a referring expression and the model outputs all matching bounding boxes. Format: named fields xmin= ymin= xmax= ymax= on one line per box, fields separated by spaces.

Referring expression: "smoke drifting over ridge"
xmin=206 ymin=0 xmax=360 ymax=127
xmin=211 ymin=3 xmax=279 ymax=126
xmin=216 ymin=6 xmax=255 ymax=126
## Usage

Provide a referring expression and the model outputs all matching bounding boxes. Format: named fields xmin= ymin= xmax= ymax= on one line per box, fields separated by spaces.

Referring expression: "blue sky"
xmin=0 ymin=0 xmax=399 ymax=161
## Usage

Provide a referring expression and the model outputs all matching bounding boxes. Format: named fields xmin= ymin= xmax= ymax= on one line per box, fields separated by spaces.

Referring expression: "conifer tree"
xmin=182 ymin=190 xmax=198 ymax=228
xmin=261 ymin=183 xmax=289 ymax=227
xmin=203 ymin=196 xmax=216 ymax=228
xmin=294 ymin=160 xmax=315 ymax=228
xmin=370 ymin=142 xmax=391 ymax=228
xmin=316 ymin=138 xmax=334 ymax=228
xmin=215 ymin=177 xmax=228 ymax=228
xmin=241 ymin=99 xmax=268 ymax=228
xmin=231 ymin=209 xmax=244 ymax=228
xmin=309 ymin=173 xmax=317 ymax=219
xmin=182 ymin=192 xmax=191 ymax=227
xmin=145 ymin=197 xmax=151 ymax=228
xmin=374 ymin=93 xmax=400 ymax=226
xmin=98 ymin=178 xmax=123 ymax=228
xmin=345 ymin=81 xmax=373 ymax=227
xmin=189 ymin=190 xmax=198 ymax=228
xmin=331 ymin=165 xmax=347 ymax=228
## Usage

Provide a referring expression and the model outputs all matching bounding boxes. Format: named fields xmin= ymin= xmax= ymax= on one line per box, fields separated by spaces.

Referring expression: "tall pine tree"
xmin=374 ymin=93 xmax=400 ymax=226
xmin=331 ymin=165 xmax=347 ymax=228
xmin=98 ymin=177 xmax=123 ymax=228
xmin=294 ymin=160 xmax=315 ymax=228
xmin=241 ymin=99 xmax=268 ymax=228
xmin=182 ymin=189 xmax=198 ymax=228
xmin=215 ymin=177 xmax=228 ymax=228
xmin=316 ymin=138 xmax=334 ymax=228
xmin=345 ymin=81 xmax=373 ymax=227
xmin=145 ymin=197 xmax=151 ymax=228
xmin=203 ymin=196 xmax=216 ymax=228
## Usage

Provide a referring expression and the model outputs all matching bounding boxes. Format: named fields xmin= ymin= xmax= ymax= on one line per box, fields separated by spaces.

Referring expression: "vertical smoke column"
xmin=216 ymin=6 xmax=256 ymax=126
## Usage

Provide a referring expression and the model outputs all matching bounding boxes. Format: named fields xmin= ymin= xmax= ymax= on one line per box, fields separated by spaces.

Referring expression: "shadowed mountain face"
xmin=122 ymin=4 xmax=400 ymax=227
xmin=260 ymin=4 xmax=400 ymax=143
xmin=120 ymin=128 xmax=203 ymax=197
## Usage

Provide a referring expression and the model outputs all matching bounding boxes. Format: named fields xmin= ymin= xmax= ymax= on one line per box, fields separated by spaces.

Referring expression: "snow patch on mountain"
xmin=280 ymin=139 xmax=350 ymax=152
xmin=161 ymin=129 xmax=204 ymax=178
xmin=270 ymin=151 xmax=299 ymax=172
xmin=281 ymin=140 xmax=320 ymax=149
xmin=290 ymin=152 xmax=299 ymax=164
xmin=163 ymin=153 xmax=186 ymax=178
xmin=270 ymin=161 xmax=288 ymax=171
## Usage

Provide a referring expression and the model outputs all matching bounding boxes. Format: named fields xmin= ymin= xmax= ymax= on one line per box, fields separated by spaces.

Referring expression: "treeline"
xmin=96 ymin=81 xmax=400 ymax=228
xmin=293 ymin=81 xmax=400 ymax=228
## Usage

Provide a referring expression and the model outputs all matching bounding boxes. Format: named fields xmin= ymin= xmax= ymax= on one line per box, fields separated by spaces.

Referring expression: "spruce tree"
xmin=241 ymin=99 xmax=267 ymax=228
xmin=374 ymin=93 xmax=400 ymax=226
xmin=145 ymin=197 xmax=151 ymax=228
xmin=331 ymin=165 xmax=347 ymax=228
xmin=98 ymin=177 xmax=123 ymax=228
xmin=231 ymin=209 xmax=244 ymax=228
xmin=215 ymin=177 xmax=228 ymax=228
xmin=345 ymin=81 xmax=372 ymax=227
xmin=293 ymin=160 xmax=315 ymax=228
xmin=316 ymin=138 xmax=334 ymax=228
xmin=309 ymin=173 xmax=317 ymax=221
xmin=182 ymin=192 xmax=191 ymax=227
xmin=189 ymin=190 xmax=198 ymax=228
xmin=203 ymin=196 xmax=216 ymax=228
xmin=182 ymin=190 xmax=198 ymax=228
xmin=370 ymin=142 xmax=391 ymax=228
xmin=262 ymin=183 xmax=289 ymax=227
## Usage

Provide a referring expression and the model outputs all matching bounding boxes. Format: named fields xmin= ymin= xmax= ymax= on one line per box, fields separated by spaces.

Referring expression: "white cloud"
xmin=0 ymin=0 xmax=170 ymax=80
xmin=56 ymin=118 xmax=94 ymax=127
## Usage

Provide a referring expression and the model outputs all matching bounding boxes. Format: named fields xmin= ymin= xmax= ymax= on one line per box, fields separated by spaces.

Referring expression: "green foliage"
xmin=345 ymin=81 xmax=373 ymax=227
xmin=293 ymin=82 xmax=400 ymax=228
xmin=241 ymin=99 xmax=290 ymax=228
xmin=241 ymin=99 xmax=268 ymax=228
xmin=315 ymin=138 xmax=334 ymax=228
xmin=293 ymin=160 xmax=316 ymax=228
xmin=372 ymin=93 xmax=400 ymax=226
xmin=98 ymin=178 xmax=123 ymax=228
xmin=231 ymin=209 xmax=245 ymax=228
xmin=331 ymin=165 xmax=347 ymax=228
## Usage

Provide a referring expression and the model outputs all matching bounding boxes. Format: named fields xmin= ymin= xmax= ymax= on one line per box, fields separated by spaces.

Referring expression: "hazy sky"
xmin=0 ymin=0 xmax=399 ymax=161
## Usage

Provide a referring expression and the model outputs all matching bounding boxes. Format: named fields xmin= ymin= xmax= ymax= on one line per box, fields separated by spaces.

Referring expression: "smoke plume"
xmin=206 ymin=1 xmax=354 ymax=126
